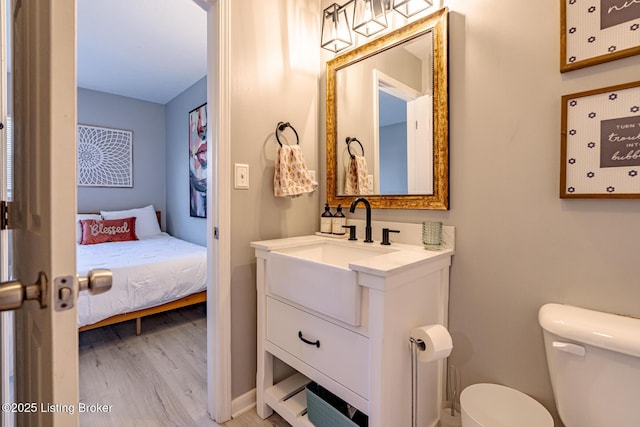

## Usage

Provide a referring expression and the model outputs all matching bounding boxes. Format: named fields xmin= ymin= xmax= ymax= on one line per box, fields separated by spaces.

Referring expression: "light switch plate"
xmin=235 ymin=163 xmax=249 ymax=189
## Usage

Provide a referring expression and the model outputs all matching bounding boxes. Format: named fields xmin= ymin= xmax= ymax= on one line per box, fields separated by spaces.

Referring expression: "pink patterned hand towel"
xmin=343 ymin=155 xmax=369 ymax=195
xmin=274 ymin=145 xmax=318 ymax=198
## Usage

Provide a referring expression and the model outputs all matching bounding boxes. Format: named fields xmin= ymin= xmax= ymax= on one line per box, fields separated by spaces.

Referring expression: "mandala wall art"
xmin=561 ymin=0 xmax=640 ymax=72
xmin=77 ymin=124 xmax=133 ymax=187
xmin=561 ymin=81 xmax=640 ymax=198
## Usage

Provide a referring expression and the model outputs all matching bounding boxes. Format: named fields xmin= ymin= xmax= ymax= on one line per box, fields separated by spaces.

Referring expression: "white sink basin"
xmin=267 ymin=241 xmax=395 ymax=326
xmin=275 ymin=241 xmax=392 ymax=267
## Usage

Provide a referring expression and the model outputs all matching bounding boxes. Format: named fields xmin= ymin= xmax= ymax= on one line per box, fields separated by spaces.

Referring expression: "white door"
xmin=406 ymin=94 xmax=433 ymax=194
xmin=0 ymin=0 xmax=12 ymax=426
xmin=10 ymin=0 xmax=79 ymax=425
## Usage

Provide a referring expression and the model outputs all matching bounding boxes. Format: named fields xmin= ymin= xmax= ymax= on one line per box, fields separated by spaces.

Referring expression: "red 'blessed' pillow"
xmin=80 ymin=217 xmax=138 ymax=245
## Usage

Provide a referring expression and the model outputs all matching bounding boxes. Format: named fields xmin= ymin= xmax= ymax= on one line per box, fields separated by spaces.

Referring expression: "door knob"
xmin=0 ymin=269 xmax=112 ymax=313
xmin=78 ymin=269 xmax=112 ymax=295
xmin=53 ymin=269 xmax=113 ymax=311
xmin=0 ymin=272 xmax=48 ymax=312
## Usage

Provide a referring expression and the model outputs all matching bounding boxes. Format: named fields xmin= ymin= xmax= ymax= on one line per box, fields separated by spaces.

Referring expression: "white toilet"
xmin=459 ymin=302 xmax=640 ymax=426
xmin=539 ymin=303 xmax=640 ymax=427
xmin=460 ymin=383 xmax=552 ymax=427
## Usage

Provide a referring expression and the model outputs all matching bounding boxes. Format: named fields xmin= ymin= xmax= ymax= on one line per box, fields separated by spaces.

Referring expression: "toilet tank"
xmin=539 ymin=303 xmax=640 ymax=427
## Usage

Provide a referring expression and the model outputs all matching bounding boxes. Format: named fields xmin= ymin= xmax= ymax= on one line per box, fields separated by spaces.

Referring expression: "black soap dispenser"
xmin=321 ymin=203 xmax=333 ymax=234
xmin=332 ymin=205 xmax=346 ymax=235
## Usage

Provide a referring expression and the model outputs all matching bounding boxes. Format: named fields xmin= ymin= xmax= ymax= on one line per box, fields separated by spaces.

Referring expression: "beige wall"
xmin=440 ymin=3 xmax=638 ymax=424
xmin=229 ymin=0 xmax=640 ymax=423
xmin=229 ymin=0 xmax=320 ymax=398
xmin=318 ymin=0 xmax=640 ymax=425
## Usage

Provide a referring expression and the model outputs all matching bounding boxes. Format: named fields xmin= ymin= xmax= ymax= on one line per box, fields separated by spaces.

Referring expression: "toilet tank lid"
xmin=539 ymin=303 xmax=640 ymax=358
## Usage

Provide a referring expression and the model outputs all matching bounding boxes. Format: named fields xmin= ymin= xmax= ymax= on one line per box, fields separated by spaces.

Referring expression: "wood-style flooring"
xmin=79 ymin=304 xmax=290 ymax=427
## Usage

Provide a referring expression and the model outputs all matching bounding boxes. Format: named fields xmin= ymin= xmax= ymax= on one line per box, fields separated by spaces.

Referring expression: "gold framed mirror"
xmin=326 ymin=7 xmax=448 ymax=209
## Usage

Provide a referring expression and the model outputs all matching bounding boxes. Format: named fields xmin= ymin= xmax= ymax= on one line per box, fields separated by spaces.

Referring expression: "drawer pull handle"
xmin=298 ymin=331 xmax=320 ymax=348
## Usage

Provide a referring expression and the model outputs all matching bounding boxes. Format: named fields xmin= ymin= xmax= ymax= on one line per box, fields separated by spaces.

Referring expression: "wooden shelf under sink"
xmin=264 ymin=373 xmax=314 ymax=427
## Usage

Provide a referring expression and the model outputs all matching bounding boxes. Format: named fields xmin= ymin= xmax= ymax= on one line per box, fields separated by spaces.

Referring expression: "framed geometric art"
xmin=189 ymin=103 xmax=207 ymax=218
xmin=561 ymin=81 xmax=640 ymax=198
xmin=561 ymin=0 xmax=640 ymax=72
xmin=77 ymin=124 xmax=133 ymax=187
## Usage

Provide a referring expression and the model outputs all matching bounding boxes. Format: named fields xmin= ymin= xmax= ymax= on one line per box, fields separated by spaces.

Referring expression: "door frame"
xmin=175 ymin=0 xmax=233 ymax=422
xmin=199 ymin=0 xmax=232 ymax=422
xmin=372 ymin=69 xmax=420 ymax=194
xmin=0 ymin=0 xmax=234 ymax=423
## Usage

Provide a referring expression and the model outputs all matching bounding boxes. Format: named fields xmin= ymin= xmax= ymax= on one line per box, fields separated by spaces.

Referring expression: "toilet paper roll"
xmin=410 ymin=324 xmax=453 ymax=363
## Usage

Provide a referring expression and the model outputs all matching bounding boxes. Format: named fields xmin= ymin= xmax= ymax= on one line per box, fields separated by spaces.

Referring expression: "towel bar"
xmin=276 ymin=121 xmax=300 ymax=147
xmin=346 ymin=137 xmax=364 ymax=159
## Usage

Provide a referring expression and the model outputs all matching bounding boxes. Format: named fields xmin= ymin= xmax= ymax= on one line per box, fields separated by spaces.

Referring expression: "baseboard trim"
xmin=231 ymin=388 xmax=256 ymax=419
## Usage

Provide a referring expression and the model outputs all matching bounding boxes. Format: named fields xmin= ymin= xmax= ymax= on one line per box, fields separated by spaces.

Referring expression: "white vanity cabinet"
xmin=252 ymin=231 xmax=454 ymax=427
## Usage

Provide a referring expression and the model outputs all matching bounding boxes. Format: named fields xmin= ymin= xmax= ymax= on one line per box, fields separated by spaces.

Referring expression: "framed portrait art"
xmin=561 ymin=0 xmax=640 ymax=72
xmin=561 ymin=81 xmax=640 ymax=198
xmin=189 ymin=103 xmax=207 ymax=218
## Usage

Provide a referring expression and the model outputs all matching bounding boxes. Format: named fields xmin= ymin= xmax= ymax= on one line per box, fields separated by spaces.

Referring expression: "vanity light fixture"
xmin=392 ymin=0 xmax=433 ymax=18
xmin=352 ymin=0 xmax=387 ymax=37
xmin=321 ymin=3 xmax=352 ymax=53
xmin=320 ymin=0 xmax=434 ymax=52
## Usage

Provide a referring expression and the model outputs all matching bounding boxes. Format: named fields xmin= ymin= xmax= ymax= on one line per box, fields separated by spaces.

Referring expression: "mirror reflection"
xmin=336 ymin=32 xmax=433 ymax=196
xmin=326 ymin=8 xmax=448 ymax=210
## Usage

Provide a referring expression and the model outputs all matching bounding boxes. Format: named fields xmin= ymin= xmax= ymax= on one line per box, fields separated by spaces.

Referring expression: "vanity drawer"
xmin=266 ymin=297 xmax=369 ymax=399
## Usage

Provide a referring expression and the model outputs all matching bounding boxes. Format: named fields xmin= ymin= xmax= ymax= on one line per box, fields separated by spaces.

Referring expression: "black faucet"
xmin=349 ymin=197 xmax=373 ymax=243
xmin=381 ymin=228 xmax=400 ymax=245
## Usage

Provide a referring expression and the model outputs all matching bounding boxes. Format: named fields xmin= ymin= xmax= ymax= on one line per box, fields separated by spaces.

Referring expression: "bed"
xmin=76 ymin=205 xmax=207 ymax=335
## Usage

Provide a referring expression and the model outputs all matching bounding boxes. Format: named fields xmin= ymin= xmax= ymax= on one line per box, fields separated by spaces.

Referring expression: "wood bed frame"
xmin=77 ymin=210 xmax=207 ymax=335
xmin=78 ymin=291 xmax=207 ymax=335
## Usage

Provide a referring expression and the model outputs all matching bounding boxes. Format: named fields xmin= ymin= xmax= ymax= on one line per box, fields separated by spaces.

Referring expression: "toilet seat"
xmin=460 ymin=383 xmax=553 ymax=427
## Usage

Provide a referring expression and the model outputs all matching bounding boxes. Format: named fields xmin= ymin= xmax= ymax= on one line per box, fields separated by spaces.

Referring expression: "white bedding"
xmin=77 ymin=233 xmax=207 ymax=327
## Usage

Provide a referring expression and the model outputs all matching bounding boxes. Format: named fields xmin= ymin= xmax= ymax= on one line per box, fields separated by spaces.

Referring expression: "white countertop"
xmin=251 ymin=232 xmax=454 ymax=277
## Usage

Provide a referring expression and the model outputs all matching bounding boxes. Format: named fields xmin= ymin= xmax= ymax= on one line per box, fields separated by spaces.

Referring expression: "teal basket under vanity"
xmin=305 ymin=382 xmax=368 ymax=427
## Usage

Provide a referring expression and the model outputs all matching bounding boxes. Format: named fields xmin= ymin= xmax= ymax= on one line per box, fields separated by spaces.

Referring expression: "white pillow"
xmin=76 ymin=214 xmax=102 ymax=244
xmin=100 ymin=204 xmax=161 ymax=239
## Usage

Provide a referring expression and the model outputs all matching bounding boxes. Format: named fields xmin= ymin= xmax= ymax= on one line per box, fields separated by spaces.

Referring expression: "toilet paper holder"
xmin=409 ymin=337 xmax=426 ymax=351
xmin=409 ymin=337 xmax=424 ymax=427
xmin=408 ymin=325 xmax=453 ymax=427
